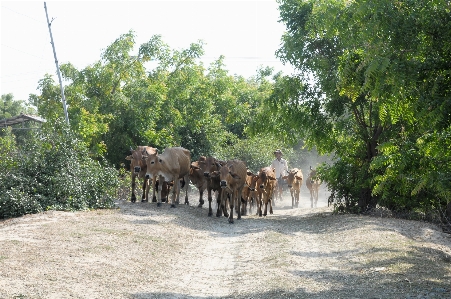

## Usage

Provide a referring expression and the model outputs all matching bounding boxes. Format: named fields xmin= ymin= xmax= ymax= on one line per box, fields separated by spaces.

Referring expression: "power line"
xmin=1 ymin=44 xmax=49 ymax=60
xmin=1 ymin=4 xmax=45 ymax=23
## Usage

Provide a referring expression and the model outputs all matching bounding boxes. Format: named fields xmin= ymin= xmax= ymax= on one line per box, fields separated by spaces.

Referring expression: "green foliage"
xmin=275 ymin=0 xmax=451 ymax=219
xmin=0 ymin=121 xmax=119 ymax=219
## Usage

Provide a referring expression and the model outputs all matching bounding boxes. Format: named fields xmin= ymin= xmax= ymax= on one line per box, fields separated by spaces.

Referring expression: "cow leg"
xmin=198 ymin=189 xmax=205 ymax=207
xmin=310 ymin=190 xmax=314 ymax=208
xmin=257 ymin=195 xmax=263 ymax=217
xmin=156 ymin=176 xmax=164 ymax=207
xmin=151 ymin=177 xmax=157 ymax=202
xmin=141 ymin=178 xmax=148 ymax=202
xmin=131 ymin=174 xmax=137 ymax=203
xmin=295 ymin=190 xmax=299 ymax=208
xmin=263 ymin=195 xmax=268 ymax=216
xmin=207 ymin=188 xmax=214 ymax=216
xmin=145 ymin=178 xmax=151 ymax=202
xmin=170 ymin=177 xmax=179 ymax=208
xmin=241 ymin=196 xmax=247 ymax=216
xmin=228 ymin=192 xmax=235 ymax=223
xmin=269 ymin=195 xmax=274 ymax=215
xmin=184 ymin=176 xmax=189 ymax=205
xmin=237 ymin=190 xmax=243 ymax=220
xmin=216 ymin=190 xmax=223 ymax=217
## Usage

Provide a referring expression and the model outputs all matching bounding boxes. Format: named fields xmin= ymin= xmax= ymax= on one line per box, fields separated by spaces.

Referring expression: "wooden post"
xmin=44 ymin=2 xmax=69 ymax=125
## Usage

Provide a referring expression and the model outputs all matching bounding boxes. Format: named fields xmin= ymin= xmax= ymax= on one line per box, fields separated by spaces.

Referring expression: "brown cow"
xmin=283 ymin=168 xmax=303 ymax=208
xmin=143 ymin=147 xmax=191 ymax=207
xmin=212 ymin=159 xmax=247 ymax=223
xmin=125 ymin=146 xmax=156 ymax=202
xmin=191 ymin=156 xmax=224 ymax=217
xmin=256 ymin=166 xmax=277 ymax=216
xmin=306 ymin=166 xmax=321 ymax=208
xmin=241 ymin=170 xmax=259 ymax=216
xmin=189 ymin=156 xmax=208 ymax=207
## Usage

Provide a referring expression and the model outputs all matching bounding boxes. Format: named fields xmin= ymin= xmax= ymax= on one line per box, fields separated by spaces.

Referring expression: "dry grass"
xmin=1 ymin=190 xmax=450 ymax=299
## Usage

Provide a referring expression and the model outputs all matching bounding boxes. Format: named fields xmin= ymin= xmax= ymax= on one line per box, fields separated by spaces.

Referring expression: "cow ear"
xmin=125 ymin=155 xmax=132 ymax=161
xmin=210 ymin=171 xmax=219 ymax=177
xmin=282 ymin=175 xmax=288 ymax=180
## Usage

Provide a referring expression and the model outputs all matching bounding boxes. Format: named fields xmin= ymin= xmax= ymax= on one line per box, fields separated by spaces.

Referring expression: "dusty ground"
xmin=1 ymin=188 xmax=451 ymax=299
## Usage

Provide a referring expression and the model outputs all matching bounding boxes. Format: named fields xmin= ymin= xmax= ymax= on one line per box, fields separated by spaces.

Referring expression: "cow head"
xmin=258 ymin=167 xmax=276 ymax=189
xmin=283 ymin=168 xmax=303 ymax=188
xmin=245 ymin=171 xmax=259 ymax=192
xmin=200 ymin=157 xmax=220 ymax=178
xmin=308 ymin=167 xmax=318 ymax=184
xmin=126 ymin=146 xmax=149 ymax=174
xmin=142 ymin=148 xmax=160 ymax=179
xmin=212 ymin=163 xmax=241 ymax=190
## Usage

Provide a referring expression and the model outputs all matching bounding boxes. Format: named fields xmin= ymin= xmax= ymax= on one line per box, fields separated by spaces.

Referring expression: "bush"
xmin=0 ymin=121 xmax=120 ymax=219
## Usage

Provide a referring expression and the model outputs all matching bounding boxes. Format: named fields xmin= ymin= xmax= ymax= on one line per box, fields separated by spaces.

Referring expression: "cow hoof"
xmin=157 ymin=203 xmax=162 ymax=207
xmin=141 ymin=199 xmax=148 ymax=203
xmin=208 ymin=212 xmax=213 ymax=217
xmin=216 ymin=213 xmax=221 ymax=218
xmin=263 ymin=213 xmax=267 ymax=217
xmin=171 ymin=204 xmax=176 ymax=208
xmin=228 ymin=219 xmax=234 ymax=224
xmin=199 ymin=199 xmax=204 ymax=205
xmin=185 ymin=201 xmax=189 ymax=205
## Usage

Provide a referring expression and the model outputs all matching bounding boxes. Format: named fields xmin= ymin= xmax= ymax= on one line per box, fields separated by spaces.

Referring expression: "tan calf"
xmin=212 ymin=159 xmax=247 ymax=223
xmin=283 ymin=168 xmax=303 ymax=208
xmin=306 ymin=167 xmax=321 ymax=208
xmin=257 ymin=166 xmax=277 ymax=216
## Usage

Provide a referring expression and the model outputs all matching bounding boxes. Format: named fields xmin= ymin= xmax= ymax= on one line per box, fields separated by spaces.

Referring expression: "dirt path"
xmin=1 ymin=190 xmax=451 ymax=299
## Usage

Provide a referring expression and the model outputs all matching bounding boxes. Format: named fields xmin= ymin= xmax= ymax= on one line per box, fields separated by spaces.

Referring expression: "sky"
xmin=1 ymin=0 xmax=295 ymax=103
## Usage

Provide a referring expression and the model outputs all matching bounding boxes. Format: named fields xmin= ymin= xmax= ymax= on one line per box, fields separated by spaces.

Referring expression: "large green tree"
xmin=32 ymin=31 xmax=284 ymax=168
xmin=270 ymin=0 xmax=450 ymax=216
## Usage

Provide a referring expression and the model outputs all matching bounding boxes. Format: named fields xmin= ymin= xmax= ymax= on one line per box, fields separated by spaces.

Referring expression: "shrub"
xmin=0 ymin=121 xmax=120 ymax=219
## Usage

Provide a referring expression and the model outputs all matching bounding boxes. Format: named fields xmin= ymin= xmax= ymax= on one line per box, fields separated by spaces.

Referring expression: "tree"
xmin=272 ymin=0 xmax=451 ymax=216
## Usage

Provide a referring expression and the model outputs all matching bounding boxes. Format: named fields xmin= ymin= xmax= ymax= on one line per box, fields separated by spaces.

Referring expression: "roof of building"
xmin=0 ymin=113 xmax=47 ymax=128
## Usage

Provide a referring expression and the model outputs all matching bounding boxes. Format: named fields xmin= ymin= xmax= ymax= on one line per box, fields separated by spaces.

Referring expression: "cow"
xmin=256 ymin=166 xmax=277 ymax=216
xmin=125 ymin=146 xmax=156 ymax=203
xmin=211 ymin=159 xmax=247 ymax=223
xmin=143 ymin=147 xmax=191 ymax=207
xmin=306 ymin=166 xmax=321 ymax=208
xmin=283 ymin=168 xmax=303 ymax=208
xmin=241 ymin=170 xmax=259 ymax=216
xmin=189 ymin=156 xmax=208 ymax=208
xmin=191 ymin=156 xmax=225 ymax=217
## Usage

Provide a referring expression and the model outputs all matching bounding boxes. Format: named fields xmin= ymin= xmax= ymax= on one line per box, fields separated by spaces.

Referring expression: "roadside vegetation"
xmin=1 ymin=0 xmax=450 ymax=230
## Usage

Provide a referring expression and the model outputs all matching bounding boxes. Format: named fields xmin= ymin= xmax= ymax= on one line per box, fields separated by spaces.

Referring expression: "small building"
xmin=0 ymin=113 xmax=46 ymax=130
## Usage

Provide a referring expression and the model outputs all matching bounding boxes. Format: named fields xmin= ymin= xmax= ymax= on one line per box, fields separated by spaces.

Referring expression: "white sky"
xmin=1 ymin=0 xmax=295 ymax=102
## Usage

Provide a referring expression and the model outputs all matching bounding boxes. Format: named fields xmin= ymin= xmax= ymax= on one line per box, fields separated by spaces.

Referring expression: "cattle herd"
xmin=125 ymin=146 xmax=322 ymax=224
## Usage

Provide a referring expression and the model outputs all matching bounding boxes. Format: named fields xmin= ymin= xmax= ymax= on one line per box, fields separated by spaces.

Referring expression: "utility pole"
xmin=44 ymin=2 xmax=69 ymax=125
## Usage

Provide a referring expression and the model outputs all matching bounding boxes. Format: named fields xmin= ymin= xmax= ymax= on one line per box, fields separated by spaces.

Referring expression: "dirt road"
xmin=1 ymin=190 xmax=450 ymax=299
